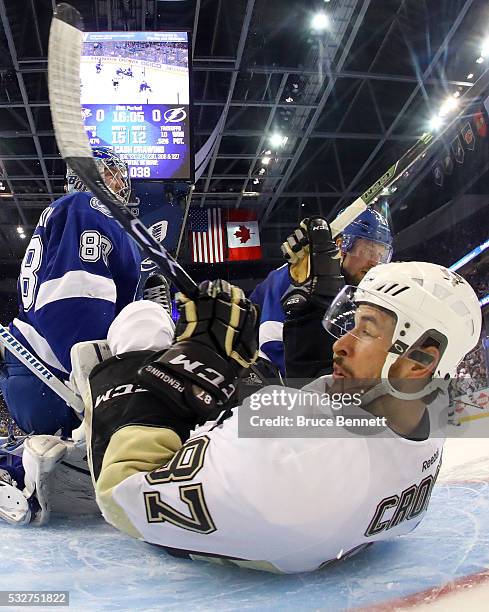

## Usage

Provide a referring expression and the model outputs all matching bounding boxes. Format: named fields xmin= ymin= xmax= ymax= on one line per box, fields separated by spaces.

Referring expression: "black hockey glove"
xmin=281 ymin=217 xmax=344 ymax=316
xmin=138 ymin=280 xmax=259 ymax=419
xmin=281 ymin=218 xmax=310 ymax=265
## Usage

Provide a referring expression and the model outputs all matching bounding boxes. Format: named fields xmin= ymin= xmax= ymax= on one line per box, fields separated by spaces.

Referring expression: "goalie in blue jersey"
xmin=0 ymin=147 xmax=142 ymax=437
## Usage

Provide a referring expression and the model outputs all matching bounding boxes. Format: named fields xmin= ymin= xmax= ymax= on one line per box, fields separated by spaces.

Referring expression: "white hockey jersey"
xmin=98 ymin=379 xmax=445 ymax=574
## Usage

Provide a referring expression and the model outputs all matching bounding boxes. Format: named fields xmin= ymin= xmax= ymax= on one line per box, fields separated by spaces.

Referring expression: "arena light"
xmin=253 ymin=178 xmax=259 ymax=185
xmin=438 ymin=96 xmax=459 ymax=117
xmin=429 ymin=115 xmax=443 ymax=131
xmin=480 ymin=37 xmax=489 ymax=58
xmin=269 ymin=132 xmax=288 ymax=148
xmin=16 ymin=226 xmax=23 ymax=234
xmin=476 ymin=56 xmax=484 ymax=64
xmin=261 ymin=156 xmax=271 ymax=166
xmin=311 ymin=11 xmax=329 ymax=31
xmin=467 ymin=72 xmax=474 ymax=79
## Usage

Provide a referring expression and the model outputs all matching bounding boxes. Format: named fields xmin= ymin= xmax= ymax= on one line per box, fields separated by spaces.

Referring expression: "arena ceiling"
xmin=0 ymin=0 xmax=487 ymax=276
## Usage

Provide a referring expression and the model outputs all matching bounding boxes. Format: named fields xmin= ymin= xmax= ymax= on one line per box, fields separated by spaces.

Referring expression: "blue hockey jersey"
xmin=250 ymin=264 xmax=290 ymax=375
xmin=10 ymin=192 xmax=141 ymax=380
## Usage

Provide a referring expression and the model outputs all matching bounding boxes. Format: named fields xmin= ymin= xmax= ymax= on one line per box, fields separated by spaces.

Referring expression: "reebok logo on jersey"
xmin=422 ymin=448 xmax=439 ymax=472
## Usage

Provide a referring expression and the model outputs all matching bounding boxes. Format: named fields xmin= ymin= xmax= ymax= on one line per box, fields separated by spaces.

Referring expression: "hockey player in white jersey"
xmin=79 ymin=246 xmax=481 ymax=572
xmin=0 ymin=147 xmax=141 ymax=438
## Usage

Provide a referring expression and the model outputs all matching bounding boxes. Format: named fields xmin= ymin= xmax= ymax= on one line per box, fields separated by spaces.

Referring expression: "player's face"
xmin=331 ymin=304 xmax=396 ymax=383
xmin=341 ymin=239 xmax=391 ymax=285
xmin=104 ymin=167 xmax=126 ymax=198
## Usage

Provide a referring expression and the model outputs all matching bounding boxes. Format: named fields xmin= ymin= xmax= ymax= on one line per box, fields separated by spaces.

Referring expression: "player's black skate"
xmin=143 ymin=274 xmax=172 ymax=318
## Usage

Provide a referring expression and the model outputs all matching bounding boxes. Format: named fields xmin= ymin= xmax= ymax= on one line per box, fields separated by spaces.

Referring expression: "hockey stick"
xmin=48 ymin=4 xmax=198 ymax=299
xmin=0 ymin=324 xmax=84 ymax=414
xmin=329 ymin=67 xmax=489 ymax=238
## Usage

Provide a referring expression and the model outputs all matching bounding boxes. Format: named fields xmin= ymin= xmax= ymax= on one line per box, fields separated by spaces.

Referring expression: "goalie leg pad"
xmin=70 ymin=340 xmax=112 ymax=413
xmin=22 ymin=435 xmax=69 ymax=526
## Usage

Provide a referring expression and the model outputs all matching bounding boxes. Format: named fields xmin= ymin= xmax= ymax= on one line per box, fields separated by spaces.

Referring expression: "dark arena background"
xmin=0 ymin=0 xmax=488 ymax=609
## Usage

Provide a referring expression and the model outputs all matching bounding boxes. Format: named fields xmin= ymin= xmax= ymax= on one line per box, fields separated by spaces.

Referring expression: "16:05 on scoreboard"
xmin=83 ymin=103 xmax=191 ymax=180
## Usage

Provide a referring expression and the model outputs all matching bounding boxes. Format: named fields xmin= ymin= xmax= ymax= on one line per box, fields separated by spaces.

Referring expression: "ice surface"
xmin=1 ymin=437 xmax=488 ymax=611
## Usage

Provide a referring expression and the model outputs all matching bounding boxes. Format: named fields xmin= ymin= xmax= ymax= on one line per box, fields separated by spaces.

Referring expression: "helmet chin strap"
xmin=360 ymin=352 xmax=449 ymax=406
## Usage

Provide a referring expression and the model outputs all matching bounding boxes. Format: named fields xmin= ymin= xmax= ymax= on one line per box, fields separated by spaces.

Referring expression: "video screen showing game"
xmin=80 ymin=31 xmax=192 ymax=181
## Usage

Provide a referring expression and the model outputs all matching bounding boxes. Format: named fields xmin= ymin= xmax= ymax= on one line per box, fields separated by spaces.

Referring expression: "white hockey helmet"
xmin=66 ymin=146 xmax=131 ymax=204
xmin=324 ymin=261 xmax=482 ymax=400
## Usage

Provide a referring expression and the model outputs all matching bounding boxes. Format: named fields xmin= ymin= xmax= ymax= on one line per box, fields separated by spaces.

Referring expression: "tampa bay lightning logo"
xmin=81 ymin=107 xmax=92 ymax=120
xmin=141 ymin=258 xmax=158 ymax=273
xmin=90 ymin=197 xmax=113 ymax=218
xmin=164 ymin=107 xmax=187 ymax=123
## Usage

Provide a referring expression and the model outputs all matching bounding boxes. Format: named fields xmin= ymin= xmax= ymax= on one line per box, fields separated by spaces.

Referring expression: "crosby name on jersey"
xmin=10 ymin=192 xmax=141 ymax=379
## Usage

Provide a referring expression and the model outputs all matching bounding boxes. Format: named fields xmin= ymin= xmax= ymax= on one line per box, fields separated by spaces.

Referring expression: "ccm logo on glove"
xmin=94 ymin=383 xmax=147 ymax=408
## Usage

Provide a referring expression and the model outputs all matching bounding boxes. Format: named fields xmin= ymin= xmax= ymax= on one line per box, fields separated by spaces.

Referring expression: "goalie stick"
xmin=48 ymin=4 xmax=198 ymax=298
xmin=329 ymin=67 xmax=489 ymax=238
xmin=0 ymin=324 xmax=84 ymax=414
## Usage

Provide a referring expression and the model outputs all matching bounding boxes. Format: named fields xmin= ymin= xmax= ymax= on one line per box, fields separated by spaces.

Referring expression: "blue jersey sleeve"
xmin=19 ymin=193 xmax=141 ymax=372
xmin=250 ymin=265 xmax=291 ymax=376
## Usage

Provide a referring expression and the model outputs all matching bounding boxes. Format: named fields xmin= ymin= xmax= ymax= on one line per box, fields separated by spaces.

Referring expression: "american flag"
xmin=188 ymin=207 xmax=224 ymax=263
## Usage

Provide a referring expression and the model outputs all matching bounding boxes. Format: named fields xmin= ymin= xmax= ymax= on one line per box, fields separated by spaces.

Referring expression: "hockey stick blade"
xmin=48 ymin=4 xmax=198 ymax=298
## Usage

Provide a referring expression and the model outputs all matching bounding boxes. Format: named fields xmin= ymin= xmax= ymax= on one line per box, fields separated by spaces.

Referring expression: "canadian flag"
xmin=226 ymin=209 xmax=262 ymax=261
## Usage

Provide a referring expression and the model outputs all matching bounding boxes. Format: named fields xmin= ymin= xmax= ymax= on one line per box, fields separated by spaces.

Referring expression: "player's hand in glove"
xmin=281 ymin=217 xmax=344 ymax=316
xmin=281 ymin=220 xmax=309 ymax=263
xmin=138 ymin=280 xmax=259 ymax=419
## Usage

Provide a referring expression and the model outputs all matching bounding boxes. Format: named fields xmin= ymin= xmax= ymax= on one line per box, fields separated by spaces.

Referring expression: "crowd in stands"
xmin=464 ymin=268 xmax=489 ymax=301
xmin=0 ymin=398 xmax=17 ymax=436
xmin=85 ymin=41 xmax=188 ymax=68
xmin=398 ymin=215 xmax=488 ymax=271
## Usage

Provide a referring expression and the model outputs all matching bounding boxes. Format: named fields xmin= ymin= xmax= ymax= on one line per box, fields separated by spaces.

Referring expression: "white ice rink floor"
xmin=1 ymin=433 xmax=489 ymax=611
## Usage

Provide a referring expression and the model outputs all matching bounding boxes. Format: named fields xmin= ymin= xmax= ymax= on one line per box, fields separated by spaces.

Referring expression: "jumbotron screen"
xmin=80 ymin=31 xmax=193 ymax=181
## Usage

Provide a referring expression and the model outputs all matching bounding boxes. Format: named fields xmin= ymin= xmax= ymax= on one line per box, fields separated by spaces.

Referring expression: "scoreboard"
xmin=80 ymin=31 xmax=193 ymax=181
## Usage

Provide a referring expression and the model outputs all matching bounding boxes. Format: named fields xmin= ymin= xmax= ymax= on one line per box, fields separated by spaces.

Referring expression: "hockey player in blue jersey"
xmin=139 ymin=80 xmax=152 ymax=93
xmin=0 ymin=147 xmax=142 ymax=437
xmin=250 ymin=208 xmax=393 ymax=377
